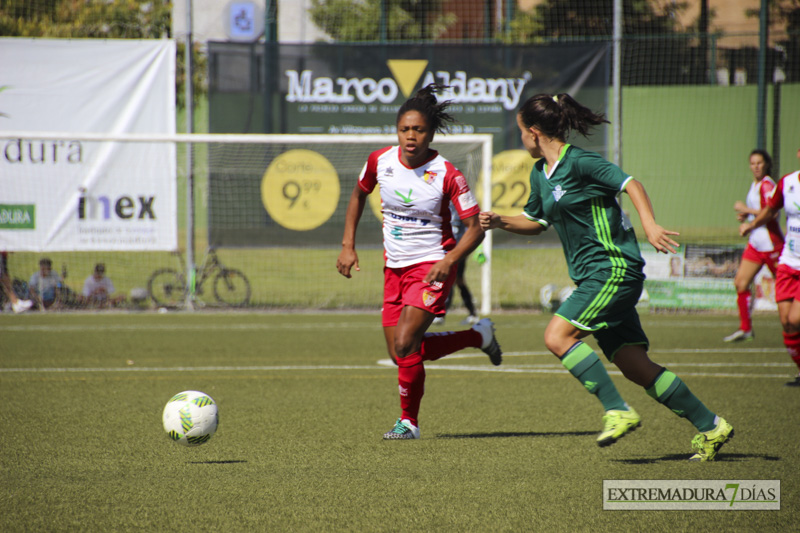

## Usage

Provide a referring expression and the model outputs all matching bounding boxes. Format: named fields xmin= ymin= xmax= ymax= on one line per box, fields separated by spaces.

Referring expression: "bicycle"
xmin=147 ymin=249 xmax=251 ymax=308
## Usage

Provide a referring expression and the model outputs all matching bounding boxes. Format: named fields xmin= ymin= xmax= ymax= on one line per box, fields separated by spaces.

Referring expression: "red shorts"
xmin=742 ymin=243 xmax=780 ymax=275
xmin=382 ymin=261 xmax=456 ymax=327
xmin=775 ymin=263 xmax=800 ymax=303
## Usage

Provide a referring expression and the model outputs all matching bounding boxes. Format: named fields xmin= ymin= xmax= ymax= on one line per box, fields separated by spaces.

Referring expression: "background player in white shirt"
xmin=337 ymin=84 xmax=502 ymax=439
xmin=741 ymin=147 xmax=800 ymax=386
xmin=725 ymin=149 xmax=784 ymax=342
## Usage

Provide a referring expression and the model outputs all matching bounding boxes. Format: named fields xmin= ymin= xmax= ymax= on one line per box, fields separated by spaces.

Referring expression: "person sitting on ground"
xmin=1 ymin=251 xmax=33 ymax=313
xmin=28 ymin=257 xmax=62 ymax=310
xmin=82 ymin=263 xmax=126 ymax=308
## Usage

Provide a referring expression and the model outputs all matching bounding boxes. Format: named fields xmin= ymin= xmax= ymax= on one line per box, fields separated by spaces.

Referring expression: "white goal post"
xmin=0 ymin=131 xmax=494 ymax=314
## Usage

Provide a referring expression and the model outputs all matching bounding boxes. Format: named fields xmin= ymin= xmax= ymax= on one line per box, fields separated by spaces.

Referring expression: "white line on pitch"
xmin=444 ymin=348 xmax=785 ymax=359
xmin=0 ymin=365 xmax=385 ymax=373
xmin=0 ymin=323 xmax=376 ymax=333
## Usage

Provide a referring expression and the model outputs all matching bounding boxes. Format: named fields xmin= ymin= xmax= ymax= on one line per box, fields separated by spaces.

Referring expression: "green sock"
xmin=561 ymin=342 xmax=627 ymax=412
xmin=645 ymin=370 xmax=716 ymax=432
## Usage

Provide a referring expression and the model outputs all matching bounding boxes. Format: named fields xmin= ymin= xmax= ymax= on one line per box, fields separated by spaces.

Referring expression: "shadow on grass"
xmin=436 ymin=430 xmax=596 ymax=439
xmin=189 ymin=460 xmax=248 ymax=465
xmin=612 ymin=453 xmax=780 ymax=464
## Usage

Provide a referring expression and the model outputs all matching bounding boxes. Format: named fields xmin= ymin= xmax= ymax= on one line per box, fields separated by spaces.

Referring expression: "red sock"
xmin=737 ymin=291 xmax=752 ymax=332
xmin=420 ymin=330 xmax=482 ymax=361
xmin=397 ymin=359 xmax=425 ymax=426
xmin=783 ymin=332 xmax=800 ymax=371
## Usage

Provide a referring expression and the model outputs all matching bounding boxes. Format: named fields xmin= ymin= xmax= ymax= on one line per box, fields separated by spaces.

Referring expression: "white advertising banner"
xmin=0 ymin=38 xmax=177 ymax=251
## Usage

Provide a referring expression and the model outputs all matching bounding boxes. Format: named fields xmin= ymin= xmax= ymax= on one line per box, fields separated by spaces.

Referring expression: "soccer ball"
xmin=162 ymin=390 xmax=218 ymax=446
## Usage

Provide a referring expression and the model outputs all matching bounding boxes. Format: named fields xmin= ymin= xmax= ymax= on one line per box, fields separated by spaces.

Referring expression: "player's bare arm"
xmin=337 ymin=185 xmax=368 ymax=278
xmin=734 ymin=200 xmax=778 ymax=222
xmin=740 ymin=206 xmax=779 ymax=237
xmin=624 ymin=179 xmax=680 ymax=254
xmin=479 ymin=211 xmax=544 ymax=235
xmin=424 ymin=214 xmax=484 ymax=283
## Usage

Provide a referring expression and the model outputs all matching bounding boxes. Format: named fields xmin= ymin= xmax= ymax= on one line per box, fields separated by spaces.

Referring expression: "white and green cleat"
xmin=597 ymin=407 xmax=641 ymax=447
xmin=383 ymin=418 xmax=420 ymax=440
xmin=472 ymin=318 xmax=502 ymax=366
xmin=689 ymin=417 xmax=734 ymax=461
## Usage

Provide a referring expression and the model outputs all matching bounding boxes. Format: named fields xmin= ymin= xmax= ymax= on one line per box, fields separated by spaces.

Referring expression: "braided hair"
xmin=518 ymin=93 xmax=609 ymax=140
xmin=397 ymin=83 xmax=457 ymax=134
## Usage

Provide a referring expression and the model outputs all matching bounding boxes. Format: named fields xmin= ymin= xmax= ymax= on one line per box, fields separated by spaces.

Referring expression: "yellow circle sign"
xmin=477 ymin=150 xmax=535 ymax=217
xmin=261 ymin=149 xmax=340 ymax=231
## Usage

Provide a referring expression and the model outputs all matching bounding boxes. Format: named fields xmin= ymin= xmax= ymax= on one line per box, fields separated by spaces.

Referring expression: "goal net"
xmin=0 ymin=132 xmax=494 ymax=313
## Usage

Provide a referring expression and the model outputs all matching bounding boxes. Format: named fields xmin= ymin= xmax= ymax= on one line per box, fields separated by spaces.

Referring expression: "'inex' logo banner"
xmin=0 ymin=39 xmax=177 ymax=252
xmin=603 ymin=480 xmax=780 ymax=510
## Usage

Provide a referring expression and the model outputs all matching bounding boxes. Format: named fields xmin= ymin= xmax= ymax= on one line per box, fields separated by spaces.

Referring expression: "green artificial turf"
xmin=1 ymin=312 xmax=797 ymax=531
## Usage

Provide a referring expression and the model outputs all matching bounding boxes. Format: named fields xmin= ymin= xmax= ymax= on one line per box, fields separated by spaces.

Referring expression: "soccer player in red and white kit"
xmin=336 ymin=84 xmax=502 ymax=439
xmin=724 ymin=149 xmax=784 ymax=342
xmin=741 ymin=147 xmax=800 ymax=386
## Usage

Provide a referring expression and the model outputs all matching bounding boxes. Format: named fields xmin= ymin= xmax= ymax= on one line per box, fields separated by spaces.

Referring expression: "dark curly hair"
xmin=396 ymin=83 xmax=457 ymax=134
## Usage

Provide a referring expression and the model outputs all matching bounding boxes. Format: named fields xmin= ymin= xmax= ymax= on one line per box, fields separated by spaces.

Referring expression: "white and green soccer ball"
xmin=162 ymin=390 xmax=218 ymax=446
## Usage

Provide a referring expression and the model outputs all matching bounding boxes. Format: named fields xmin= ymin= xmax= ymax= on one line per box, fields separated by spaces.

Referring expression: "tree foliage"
xmin=506 ymin=0 xmax=688 ymax=42
xmin=309 ymin=0 xmax=455 ymax=41
xmin=0 ymin=0 xmax=205 ymax=108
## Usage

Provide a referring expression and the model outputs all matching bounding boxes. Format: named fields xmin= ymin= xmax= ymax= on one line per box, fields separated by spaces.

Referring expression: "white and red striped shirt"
xmin=746 ymin=176 xmax=783 ymax=252
xmin=358 ymin=146 xmax=479 ymax=268
xmin=768 ymin=170 xmax=800 ymax=269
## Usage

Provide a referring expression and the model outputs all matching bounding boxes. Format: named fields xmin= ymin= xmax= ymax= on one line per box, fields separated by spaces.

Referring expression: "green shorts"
xmin=554 ymin=276 xmax=649 ymax=361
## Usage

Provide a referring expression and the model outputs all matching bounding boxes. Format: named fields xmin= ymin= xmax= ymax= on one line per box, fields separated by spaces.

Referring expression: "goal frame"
xmin=0 ymin=131 xmax=494 ymax=315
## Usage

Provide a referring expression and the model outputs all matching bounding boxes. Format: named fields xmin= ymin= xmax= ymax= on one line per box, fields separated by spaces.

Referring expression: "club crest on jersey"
xmin=422 ymin=170 xmax=437 ymax=184
xmin=422 ymin=289 xmax=439 ymax=307
xmin=552 ymin=185 xmax=566 ymax=202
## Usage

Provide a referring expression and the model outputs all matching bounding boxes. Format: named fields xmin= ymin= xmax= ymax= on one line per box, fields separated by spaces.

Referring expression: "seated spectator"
xmin=1 ymin=251 xmax=33 ymax=313
xmin=29 ymin=258 xmax=61 ymax=310
xmin=82 ymin=263 xmax=126 ymax=307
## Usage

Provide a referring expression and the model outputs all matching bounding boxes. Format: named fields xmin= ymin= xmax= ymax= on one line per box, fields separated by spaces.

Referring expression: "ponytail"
xmin=397 ymin=83 xmax=457 ymax=134
xmin=518 ymin=93 xmax=609 ymax=140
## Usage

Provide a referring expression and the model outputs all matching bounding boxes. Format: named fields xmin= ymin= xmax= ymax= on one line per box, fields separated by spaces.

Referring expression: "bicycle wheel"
xmin=213 ymin=269 xmax=251 ymax=306
xmin=147 ymin=269 xmax=186 ymax=307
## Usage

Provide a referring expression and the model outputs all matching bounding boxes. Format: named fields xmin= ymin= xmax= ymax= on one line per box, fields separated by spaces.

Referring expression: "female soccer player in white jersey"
xmin=336 ymin=84 xmax=502 ymax=440
xmin=480 ymin=93 xmax=733 ymax=461
xmin=724 ymin=149 xmax=784 ymax=342
xmin=741 ymin=147 xmax=800 ymax=387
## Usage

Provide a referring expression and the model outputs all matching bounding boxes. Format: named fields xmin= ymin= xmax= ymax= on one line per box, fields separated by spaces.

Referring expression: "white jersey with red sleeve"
xmin=358 ymin=145 xmax=480 ymax=268
xmin=768 ymin=171 xmax=800 ymax=269
xmin=746 ymin=176 xmax=784 ymax=252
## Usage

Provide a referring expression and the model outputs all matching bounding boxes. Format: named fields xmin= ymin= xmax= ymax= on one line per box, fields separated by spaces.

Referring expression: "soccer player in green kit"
xmin=480 ymin=93 xmax=733 ymax=461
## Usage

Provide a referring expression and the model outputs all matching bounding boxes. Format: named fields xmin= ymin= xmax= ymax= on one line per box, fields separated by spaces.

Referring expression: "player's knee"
xmin=782 ymin=320 xmax=800 ymax=334
xmin=733 ymin=279 xmax=750 ymax=293
xmin=543 ymin=329 xmax=568 ymax=356
xmin=393 ymin=335 xmax=417 ymax=359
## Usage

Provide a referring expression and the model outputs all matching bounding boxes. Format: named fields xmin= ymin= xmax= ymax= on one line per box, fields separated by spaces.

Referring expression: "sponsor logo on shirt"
xmin=459 ymin=191 xmax=477 ymax=211
xmin=395 ymin=189 xmax=415 ymax=206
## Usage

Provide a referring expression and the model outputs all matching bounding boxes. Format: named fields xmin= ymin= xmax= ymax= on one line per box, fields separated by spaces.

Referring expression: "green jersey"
xmin=523 ymin=145 xmax=645 ymax=284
